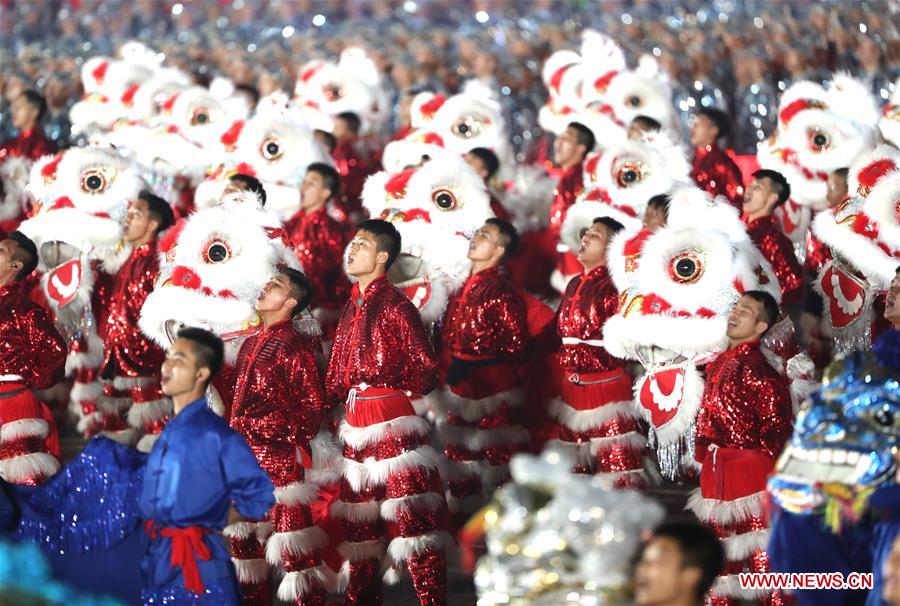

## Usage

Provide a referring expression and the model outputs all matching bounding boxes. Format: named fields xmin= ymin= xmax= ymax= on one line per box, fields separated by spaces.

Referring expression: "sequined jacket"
xmin=0 ymin=280 xmax=67 ymax=389
xmin=690 ymin=144 xmax=745 ymax=210
xmin=556 ymin=265 xmax=624 ymax=374
xmin=0 ymin=127 xmax=58 ymax=162
xmin=443 ymin=267 xmax=528 ymax=359
xmin=548 ymin=162 xmax=584 ymax=239
xmin=695 ymin=340 xmax=793 ymax=461
xmin=230 ymin=320 xmax=325 ymax=484
xmin=744 ymin=215 xmax=803 ymax=305
xmin=331 ymin=141 xmax=372 ymax=216
xmin=325 ymin=273 xmax=438 ymax=404
xmin=285 ymin=207 xmax=351 ymax=312
xmin=101 ymin=242 xmax=165 ymax=379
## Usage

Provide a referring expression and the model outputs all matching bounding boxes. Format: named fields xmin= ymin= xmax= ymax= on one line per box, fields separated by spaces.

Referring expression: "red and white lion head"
xmin=361 ymin=151 xmax=492 ymax=322
xmin=139 ymin=191 xmax=300 ymax=361
xmin=193 ymin=95 xmax=333 ymax=221
xmin=758 ymin=74 xmax=880 ymax=243
xmin=812 ymin=145 xmax=900 ymax=353
xmin=293 ymin=47 xmax=389 ymax=136
xmin=382 ymin=81 xmax=512 ymax=174
xmin=880 ymin=78 xmax=900 ymax=149
xmin=602 ymin=187 xmax=781 ymax=478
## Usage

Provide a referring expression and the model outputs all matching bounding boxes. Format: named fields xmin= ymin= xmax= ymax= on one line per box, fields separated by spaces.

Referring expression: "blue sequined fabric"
xmin=141 ymin=584 xmax=233 ymax=605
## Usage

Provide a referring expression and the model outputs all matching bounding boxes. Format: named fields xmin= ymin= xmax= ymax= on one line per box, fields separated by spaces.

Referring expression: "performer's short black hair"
xmin=744 ymin=289 xmax=779 ymax=331
xmin=19 ymin=90 xmax=48 ymax=122
xmin=138 ymin=190 xmax=175 ymax=234
xmin=307 ymin=162 xmax=340 ymax=199
xmin=567 ymin=121 xmax=596 ymax=153
xmin=234 ymin=83 xmax=260 ymax=107
xmin=229 ymin=173 xmax=267 ymax=207
xmin=593 ymin=216 xmax=625 ymax=236
xmin=649 ymin=521 xmax=724 ymax=601
xmin=176 ymin=327 xmax=224 ymax=387
xmin=468 ymin=147 xmax=500 ymax=180
xmin=832 ymin=167 xmax=849 ymax=180
xmin=356 ymin=219 xmax=401 ymax=269
xmin=646 ymin=194 xmax=671 ymax=218
xmin=485 ymin=217 xmax=519 ymax=259
xmin=631 ymin=115 xmax=662 ymax=133
xmin=7 ymin=230 xmax=38 ymax=280
xmin=697 ymin=107 xmax=731 ymax=141
xmin=336 ymin=111 xmax=361 ymax=135
xmin=314 ymin=129 xmax=337 ymax=153
xmin=752 ymin=169 xmax=791 ymax=208
xmin=279 ymin=268 xmax=313 ymax=317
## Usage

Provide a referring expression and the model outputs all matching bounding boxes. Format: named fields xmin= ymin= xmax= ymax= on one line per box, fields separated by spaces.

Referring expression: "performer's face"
xmin=634 ymin=537 xmax=702 ymax=606
xmin=885 ymin=271 xmax=900 ymax=329
xmin=161 ymin=338 xmax=207 ymax=397
xmin=577 ymin=222 xmax=611 ymax=269
xmin=825 ymin=171 xmax=848 ymax=208
xmin=554 ymin=126 xmax=586 ymax=167
xmin=300 ymin=171 xmax=331 ymax=210
xmin=464 ymin=153 xmax=489 ymax=181
xmin=123 ymin=199 xmax=156 ymax=243
xmin=10 ymin=94 xmax=39 ymax=130
xmin=0 ymin=238 xmax=26 ymax=284
xmin=256 ymin=273 xmax=296 ymax=315
xmin=467 ymin=223 xmax=503 ymax=263
xmin=726 ymin=295 xmax=768 ymax=342
xmin=347 ymin=230 xmax=387 ymax=277
xmin=742 ymin=177 xmax=777 ymax=217
xmin=642 ymin=205 xmax=667 ymax=232
xmin=690 ymin=113 xmax=718 ymax=148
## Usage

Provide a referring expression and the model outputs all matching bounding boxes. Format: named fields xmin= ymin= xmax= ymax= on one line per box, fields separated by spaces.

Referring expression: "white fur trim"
xmin=127 ymin=397 xmax=173 ymax=430
xmin=305 ymin=468 xmax=341 ymax=485
xmin=338 ymin=539 xmax=385 ymax=562
xmin=96 ymin=394 xmax=132 ymax=413
xmin=331 ymin=500 xmax=382 ymax=523
xmin=469 ymin=425 xmax=530 ymax=450
xmin=685 ymin=488 xmax=767 ymax=525
xmin=380 ymin=492 xmax=445 ymax=522
xmin=543 ymin=438 xmax=594 ymax=468
xmin=435 ymin=388 xmax=523 ymax=424
xmin=277 ymin=565 xmax=336 ymax=601
xmin=223 ymin=521 xmax=260 ymax=540
xmin=723 ymin=529 xmax=771 ymax=562
xmin=440 ymin=458 xmax=482 ymax=481
xmin=446 ymin=492 xmax=484 ymax=515
xmin=69 ymin=381 xmax=102 ymax=403
xmin=385 ymin=531 xmax=452 ymax=565
xmin=711 ymin=574 xmax=776 ymax=599
xmin=232 ymin=557 xmax=269 ymax=584
xmin=339 ymin=415 xmax=430 ymax=451
xmin=265 ymin=526 xmax=328 ymax=566
xmin=112 ymin=376 xmax=156 ymax=390
xmin=274 ymin=482 xmax=318 ymax=506
xmin=548 ymin=397 xmax=640 ymax=433
xmin=341 ymin=445 xmax=442 ymax=492
xmin=136 ymin=433 xmax=160 ymax=453
xmin=0 ymin=452 xmax=60 ymax=484
xmin=588 ymin=430 xmax=647 ymax=455
xmin=0 ymin=418 xmax=49 ymax=442
xmin=594 ymin=468 xmax=648 ymax=486
xmin=550 ymin=269 xmax=573 ymax=295
xmin=603 ymin=313 xmax=729 ymax=361
xmin=481 ymin=463 xmax=512 ymax=488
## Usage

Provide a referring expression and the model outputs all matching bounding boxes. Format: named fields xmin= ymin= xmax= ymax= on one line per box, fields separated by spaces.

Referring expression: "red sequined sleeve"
xmin=760 ymin=230 xmax=803 ymax=305
xmin=386 ymin=299 xmax=439 ymax=396
xmin=282 ymin=343 xmax=326 ymax=449
xmin=484 ymin=291 xmax=528 ymax=358
xmin=742 ymin=363 xmax=793 ymax=460
xmin=20 ymin=307 xmax=67 ymax=389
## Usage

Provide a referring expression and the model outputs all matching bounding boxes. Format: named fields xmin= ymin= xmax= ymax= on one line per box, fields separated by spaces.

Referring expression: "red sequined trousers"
xmin=689 ymin=448 xmax=792 ymax=606
xmin=0 ymin=381 xmax=61 ymax=485
xmin=334 ymin=387 xmax=449 ymax=606
xmin=436 ymin=362 xmax=528 ymax=517
xmin=545 ymin=367 xmax=647 ymax=487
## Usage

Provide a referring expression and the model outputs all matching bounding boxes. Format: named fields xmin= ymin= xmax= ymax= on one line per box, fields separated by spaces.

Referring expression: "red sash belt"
xmin=345 ymin=386 xmax=417 ymax=428
xmin=561 ymin=368 xmax=632 ymax=411
xmin=700 ymin=447 xmax=775 ymax=501
xmin=145 ymin=520 xmax=212 ymax=595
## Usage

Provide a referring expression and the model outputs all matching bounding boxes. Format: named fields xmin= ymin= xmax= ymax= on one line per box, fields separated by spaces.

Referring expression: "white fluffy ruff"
xmin=548 ymin=397 xmax=639 ymax=434
xmin=0 ymin=452 xmax=60 ymax=484
xmin=382 ymin=531 xmax=454 ymax=584
xmin=231 ymin=557 xmax=269 ymax=584
xmin=265 ymin=526 xmax=329 ymax=566
xmin=0 ymin=418 xmax=49 ymax=442
xmin=136 ymin=433 xmax=161 ymax=453
xmin=380 ymin=492 xmax=446 ymax=522
xmin=276 ymin=565 xmax=336 ymax=601
xmin=274 ymin=481 xmax=318 ymax=506
xmin=127 ymin=397 xmax=173 ymax=430
xmin=685 ymin=488 xmax=767 ymax=525
xmin=433 ymin=387 xmax=523 ymax=424
xmin=331 ymin=499 xmax=382 ymax=523
xmin=602 ymin=313 xmax=728 ymax=361
xmin=341 ymin=446 xmax=443 ymax=493
xmin=339 ymin=415 xmax=431 ymax=451
xmin=723 ymin=529 xmax=771 ymax=562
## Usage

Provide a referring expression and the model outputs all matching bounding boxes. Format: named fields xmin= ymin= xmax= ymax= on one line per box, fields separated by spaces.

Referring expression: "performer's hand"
xmin=227 ymin=504 xmax=246 ymax=526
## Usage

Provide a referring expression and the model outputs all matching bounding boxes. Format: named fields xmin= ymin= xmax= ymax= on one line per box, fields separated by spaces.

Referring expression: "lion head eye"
xmin=451 ymin=115 xmax=487 ymax=139
xmin=614 ymin=160 xmax=647 ymax=188
xmin=807 ymin=128 xmax=831 ymax=152
xmin=81 ymin=168 xmax=110 ymax=194
xmin=667 ymin=250 xmax=704 ymax=283
xmin=203 ymin=238 xmax=232 ymax=264
xmin=190 ymin=107 xmax=212 ymax=126
xmin=431 ymin=188 xmax=458 ymax=211
xmin=260 ymin=135 xmax=283 ymax=161
xmin=322 ymin=83 xmax=345 ymax=101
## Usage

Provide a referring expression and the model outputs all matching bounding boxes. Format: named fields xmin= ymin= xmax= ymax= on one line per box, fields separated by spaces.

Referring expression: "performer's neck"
xmin=173 ymin=386 xmax=205 ymax=415
xmin=471 ymin=259 xmax=499 ymax=275
xmin=728 ymin=335 xmax=758 ymax=350
xmin=580 ymin=259 xmax=605 ymax=275
xmin=356 ymin=267 xmax=385 ymax=293
xmin=259 ymin=309 xmax=291 ymax=330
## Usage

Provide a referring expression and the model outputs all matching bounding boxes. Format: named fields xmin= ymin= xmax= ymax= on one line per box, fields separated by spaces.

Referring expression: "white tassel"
xmin=136 ymin=433 xmax=160 ymax=453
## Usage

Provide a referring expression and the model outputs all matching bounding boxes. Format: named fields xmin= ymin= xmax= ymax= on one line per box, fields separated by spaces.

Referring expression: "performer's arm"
xmin=221 ymin=433 xmax=276 ymax=520
xmin=284 ymin=346 xmax=326 ymax=450
xmin=19 ymin=307 xmax=67 ymax=389
xmin=393 ymin=300 xmax=438 ymax=395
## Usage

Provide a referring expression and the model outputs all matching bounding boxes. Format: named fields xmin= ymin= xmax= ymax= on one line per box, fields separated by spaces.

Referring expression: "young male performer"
xmin=0 ymin=231 xmax=67 ymax=485
xmin=325 ymin=219 xmax=448 ymax=606
xmin=689 ymin=291 xmax=794 ymax=606
xmin=546 ymin=217 xmax=648 ymax=486
xmin=140 ymin=328 xmax=274 ymax=605
xmin=438 ymin=218 xmax=528 ymax=516
xmin=99 ymin=191 xmax=175 ymax=451
xmin=227 ymin=269 xmax=332 ymax=605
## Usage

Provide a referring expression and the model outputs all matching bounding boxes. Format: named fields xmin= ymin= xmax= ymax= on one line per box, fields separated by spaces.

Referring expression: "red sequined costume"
xmin=437 ymin=266 xmax=529 ymax=516
xmin=226 ymin=320 xmax=332 ymax=606
xmin=325 ymin=274 xmax=448 ymax=606
xmin=0 ymin=280 xmax=67 ymax=485
xmin=744 ymin=215 xmax=803 ymax=305
xmin=331 ymin=141 xmax=373 ymax=219
xmin=547 ymin=266 xmax=647 ymax=486
xmin=285 ymin=207 xmax=351 ymax=342
xmin=689 ymin=340 xmax=793 ymax=606
xmin=548 ymin=162 xmax=585 ymax=281
xmin=0 ymin=127 xmax=57 ymax=162
xmin=691 ymin=144 xmax=745 ymax=211
xmin=98 ymin=241 xmax=169 ymax=452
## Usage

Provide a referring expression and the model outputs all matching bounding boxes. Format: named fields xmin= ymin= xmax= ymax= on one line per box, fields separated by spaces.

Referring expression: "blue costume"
xmin=140 ymin=396 xmax=275 ymax=605
xmin=768 ymin=329 xmax=900 ymax=606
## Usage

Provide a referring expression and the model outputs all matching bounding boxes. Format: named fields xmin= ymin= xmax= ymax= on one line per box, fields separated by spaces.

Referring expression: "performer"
xmin=689 ymin=291 xmax=793 ymax=606
xmin=99 ymin=191 xmax=175 ymax=451
xmin=331 ymin=112 xmax=374 ymax=219
xmin=285 ymin=163 xmax=350 ymax=345
xmin=546 ymin=217 xmax=648 ymax=486
xmin=690 ymin=108 xmax=744 ymax=211
xmin=742 ymin=170 xmax=803 ymax=306
xmin=0 ymin=91 xmax=57 ymax=162
xmin=438 ymin=218 xmax=529 ymax=517
xmin=140 ymin=328 xmax=275 ymax=606
xmin=642 ymin=194 xmax=670 ymax=232
xmin=0 ymin=231 xmax=66 ymax=485
xmin=627 ymin=115 xmax=663 ymax=141
xmin=548 ymin=121 xmax=592 ymax=243
xmin=464 ymin=148 xmax=511 ymax=221
xmin=325 ymin=219 xmax=448 ymax=606
xmin=227 ymin=269 xmax=332 ymax=606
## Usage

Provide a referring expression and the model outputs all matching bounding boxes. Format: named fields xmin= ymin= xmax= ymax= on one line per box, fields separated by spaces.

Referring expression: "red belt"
xmin=145 ymin=520 xmax=212 ymax=594
xmin=345 ymin=386 xmax=417 ymax=428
